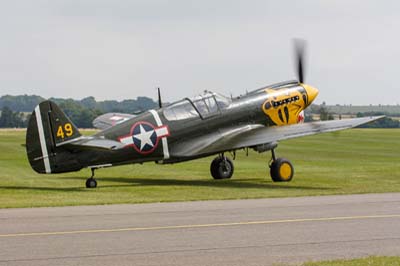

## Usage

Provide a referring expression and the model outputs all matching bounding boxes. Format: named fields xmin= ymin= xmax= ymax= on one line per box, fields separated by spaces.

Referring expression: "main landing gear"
xmin=86 ymin=168 xmax=98 ymax=188
xmin=209 ymin=149 xmax=294 ymax=182
xmin=269 ymin=149 xmax=294 ymax=182
xmin=210 ymin=154 xmax=234 ymax=179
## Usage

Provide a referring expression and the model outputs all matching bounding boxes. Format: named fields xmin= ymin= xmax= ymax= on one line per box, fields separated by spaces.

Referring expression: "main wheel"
xmin=270 ymin=158 xmax=294 ymax=182
xmin=210 ymin=156 xmax=234 ymax=179
xmin=86 ymin=178 xmax=97 ymax=188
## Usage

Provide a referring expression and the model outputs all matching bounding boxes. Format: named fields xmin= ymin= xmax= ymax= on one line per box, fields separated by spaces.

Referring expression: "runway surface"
xmin=1 ymin=193 xmax=400 ymax=266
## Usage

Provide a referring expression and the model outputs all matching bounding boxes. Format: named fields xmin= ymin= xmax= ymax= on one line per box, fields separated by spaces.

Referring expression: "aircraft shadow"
xmin=60 ymin=176 xmax=333 ymax=190
xmin=0 ymin=177 xmax=333 ymax=192
xmin=0 ymin=186 xmax=86 ymax=192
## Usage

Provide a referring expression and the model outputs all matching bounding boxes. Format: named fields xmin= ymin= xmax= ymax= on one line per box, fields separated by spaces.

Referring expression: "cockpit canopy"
xmin=163 ymin=91 xmax=231 ymax=121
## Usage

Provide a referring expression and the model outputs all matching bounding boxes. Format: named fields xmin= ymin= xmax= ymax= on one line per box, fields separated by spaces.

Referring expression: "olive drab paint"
xmin=25 ymin=79 xmax=382 ymax=188
xmin=25 ymin=39 xmax=383 ymax=187
xmin=26 ymin=81 xmax=319 ymax=175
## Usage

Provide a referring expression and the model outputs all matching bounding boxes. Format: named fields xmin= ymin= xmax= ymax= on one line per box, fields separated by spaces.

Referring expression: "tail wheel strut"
xmin=86 ymin=168 xmax=98 ymax=188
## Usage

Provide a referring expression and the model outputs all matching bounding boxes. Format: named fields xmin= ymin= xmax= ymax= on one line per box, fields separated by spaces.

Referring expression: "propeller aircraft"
xmin=25 ymin=41 xmax=382 ymax=188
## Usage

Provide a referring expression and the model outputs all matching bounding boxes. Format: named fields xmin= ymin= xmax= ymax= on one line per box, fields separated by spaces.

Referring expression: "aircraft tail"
xmin=26 ymin=101 xmax=83 ymax=174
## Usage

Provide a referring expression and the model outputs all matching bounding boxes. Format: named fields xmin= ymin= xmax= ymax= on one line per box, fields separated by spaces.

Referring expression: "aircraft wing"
xmin=92 ymin=113 xmax=136 ymax=130
xmin=170 ymin=116 xmax=384 ymax=157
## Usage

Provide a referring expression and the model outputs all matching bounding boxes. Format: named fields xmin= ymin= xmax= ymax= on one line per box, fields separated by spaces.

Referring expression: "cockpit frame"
xmin=163 ymin=91 xmax=230 ymax=121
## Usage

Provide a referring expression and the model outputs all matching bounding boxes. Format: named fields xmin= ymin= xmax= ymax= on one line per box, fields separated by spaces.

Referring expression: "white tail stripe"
xmin=35 ymin=106 xmax=51 ymax=173
xmin=149 ymin=110 xmax=170 ymax=160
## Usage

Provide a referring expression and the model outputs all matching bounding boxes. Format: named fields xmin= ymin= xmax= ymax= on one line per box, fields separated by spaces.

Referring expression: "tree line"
xmin=304 ymin=104 xmax=399 ymax=128
xmin=0 ymin=95 xmax=399 ymax=128
xmin=0 ymin=106 xmax=28 ymax=128
xmin=0 ymin=94 xmax=157 ymax=128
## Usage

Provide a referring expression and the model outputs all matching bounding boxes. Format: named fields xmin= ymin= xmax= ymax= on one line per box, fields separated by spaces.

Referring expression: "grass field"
xmin=302 ymin=256 xmax=400 ymax=266
xmin=0 ymin=128 xmax=399 ymax=208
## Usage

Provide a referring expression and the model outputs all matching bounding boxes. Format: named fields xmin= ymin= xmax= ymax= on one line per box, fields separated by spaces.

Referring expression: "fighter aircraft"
xmin=25 ymin=41 xmax=382 ymax=188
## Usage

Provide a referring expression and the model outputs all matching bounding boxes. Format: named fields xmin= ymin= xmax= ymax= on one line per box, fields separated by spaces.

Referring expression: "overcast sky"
xmin=0 ymin=0 xmax=399 ymax=105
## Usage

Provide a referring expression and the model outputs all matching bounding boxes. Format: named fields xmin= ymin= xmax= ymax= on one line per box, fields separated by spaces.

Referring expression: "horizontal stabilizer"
xmin=57 ymin=137 xmax=125 ymax=151
xmin=93 ymin=113 xmax=135 ymax=130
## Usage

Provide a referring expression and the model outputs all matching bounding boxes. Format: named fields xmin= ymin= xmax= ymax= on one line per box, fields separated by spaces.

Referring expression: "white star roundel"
xmin=119 ymin=121 xmax=169 ymax=154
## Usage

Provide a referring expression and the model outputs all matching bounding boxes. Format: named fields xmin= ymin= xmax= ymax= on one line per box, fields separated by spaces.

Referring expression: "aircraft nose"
xmin=302 ymin=84 xmax=319 ymax=105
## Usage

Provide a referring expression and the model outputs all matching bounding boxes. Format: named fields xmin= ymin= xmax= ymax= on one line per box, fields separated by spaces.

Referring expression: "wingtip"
xmin=369 ymin=115 xmax=386 ymax=120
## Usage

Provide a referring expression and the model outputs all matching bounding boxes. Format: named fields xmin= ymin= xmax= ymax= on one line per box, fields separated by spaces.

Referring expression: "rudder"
xmin=26 ymin=101 xmax=82 ymax=174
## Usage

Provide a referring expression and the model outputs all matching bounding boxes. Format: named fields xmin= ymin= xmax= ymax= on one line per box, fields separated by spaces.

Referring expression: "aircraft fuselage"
xmin=77 ymin=82 xmax=318 ymax=169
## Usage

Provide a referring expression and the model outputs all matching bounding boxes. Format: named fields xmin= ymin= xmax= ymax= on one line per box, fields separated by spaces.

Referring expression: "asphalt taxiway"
xmin=1 ymin=193 xmax=400 ymax=266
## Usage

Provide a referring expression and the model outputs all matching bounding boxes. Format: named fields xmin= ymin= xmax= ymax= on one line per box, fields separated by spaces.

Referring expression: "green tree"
xmin=0 ymin=95 xmax=45 ymax=112
xmin=357 ymin=113 xmax=400 ymax=128
xmin=0 ymin=94 xmax=158 ymax=128
xmin=319 ymin=106 xmax=331 ymax=121
xmin=0 ymin=106 xmax=25 ymax=128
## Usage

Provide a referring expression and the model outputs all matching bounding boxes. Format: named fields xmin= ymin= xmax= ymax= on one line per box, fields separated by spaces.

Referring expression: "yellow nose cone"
xmin=302 ymin=84 xmax=319 ymax=105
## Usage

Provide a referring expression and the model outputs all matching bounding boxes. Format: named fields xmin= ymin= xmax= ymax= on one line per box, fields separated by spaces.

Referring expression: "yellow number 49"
xmin=56 ymin=123 xmax=73 ymax=139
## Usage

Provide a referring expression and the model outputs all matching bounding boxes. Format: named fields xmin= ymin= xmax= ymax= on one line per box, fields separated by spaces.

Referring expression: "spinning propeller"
xmin=293 ymin=39 xmax=319 ymax=105
xmin=294 ymin=39 xmax=306 ymax=84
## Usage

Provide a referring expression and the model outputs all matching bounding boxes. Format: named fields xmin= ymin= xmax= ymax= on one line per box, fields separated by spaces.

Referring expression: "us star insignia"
xmin=119 ymin=121 xmax=169 ymax=154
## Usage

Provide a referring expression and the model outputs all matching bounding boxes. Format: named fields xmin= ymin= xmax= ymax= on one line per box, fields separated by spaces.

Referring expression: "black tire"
xmin=210 ymin=156 xmax=234 ymax=180
xmin=270 ymin=158 xmax=294 ymax=182
xmin=86 ymin=178 xmax=97 ymax=188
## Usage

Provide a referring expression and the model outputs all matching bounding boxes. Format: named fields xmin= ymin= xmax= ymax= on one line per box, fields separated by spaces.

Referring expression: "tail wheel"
xmin=210 ymin=156 xmax=234 ymax=180
xmin=270 ymin=158 xmax=294 ymax=182
xmin=85 ymin=168 xmax=98 ymax=188
xmin=85 ymin=178 xmax=97 ymax=188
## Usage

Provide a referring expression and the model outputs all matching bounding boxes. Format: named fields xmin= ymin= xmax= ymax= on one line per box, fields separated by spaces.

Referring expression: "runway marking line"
xmin=1 ymin=214 xmax=400 ymax=238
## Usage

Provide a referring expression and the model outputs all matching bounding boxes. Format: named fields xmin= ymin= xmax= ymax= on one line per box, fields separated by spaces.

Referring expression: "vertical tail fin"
xmin=26 ymin=101 xmax=82 ymax=174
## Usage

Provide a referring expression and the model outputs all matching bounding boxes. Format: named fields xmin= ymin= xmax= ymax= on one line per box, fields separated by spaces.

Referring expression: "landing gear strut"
xmin=210 ymin=154 xmax=234 ymax=179
xmin=86 ymin=168 xmax=98 ymax=188
xmin=269 ymin=149 xmax=294 ymax=182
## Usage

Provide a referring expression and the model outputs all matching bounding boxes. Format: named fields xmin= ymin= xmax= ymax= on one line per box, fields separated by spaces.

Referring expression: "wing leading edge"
xmin=171 ymin=116 xmax=384 ymax=157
